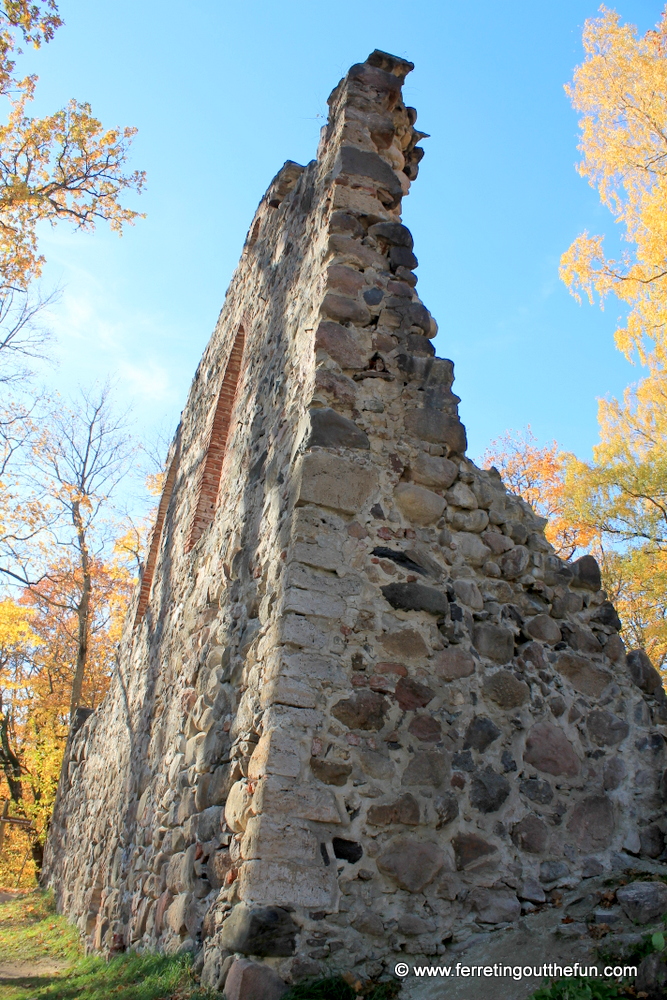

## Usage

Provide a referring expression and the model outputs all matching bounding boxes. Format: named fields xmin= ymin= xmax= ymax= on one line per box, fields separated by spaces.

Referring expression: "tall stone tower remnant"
xmin=44 ymin=51 xmax=667 ymax=991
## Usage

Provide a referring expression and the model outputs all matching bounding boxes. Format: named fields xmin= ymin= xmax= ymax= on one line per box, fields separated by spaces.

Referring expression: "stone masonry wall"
xmin=44 ymin=51 xmax=667 ymax=995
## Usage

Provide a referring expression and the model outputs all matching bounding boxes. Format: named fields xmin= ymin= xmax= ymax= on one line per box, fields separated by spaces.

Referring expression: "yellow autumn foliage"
xmin=560 ymin=5 xmax=667 ymax=372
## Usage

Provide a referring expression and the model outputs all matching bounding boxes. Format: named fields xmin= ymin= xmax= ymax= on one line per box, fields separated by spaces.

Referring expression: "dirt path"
xmin=0 ymin=959 xmax=68 ymax=980
xmin=0 ymin=959 xmax=69 ymax=997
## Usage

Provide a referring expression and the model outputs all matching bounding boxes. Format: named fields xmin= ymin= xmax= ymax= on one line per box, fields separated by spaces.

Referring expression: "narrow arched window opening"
xmin=134 ymin=446 xmax=180 ymax=626
xmin=187 ymin=329 xmax=245 ymax=551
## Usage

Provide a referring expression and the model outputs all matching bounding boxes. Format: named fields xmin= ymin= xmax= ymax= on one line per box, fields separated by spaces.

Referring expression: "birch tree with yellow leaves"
xmin=557 ymin=5 xmax=667 ymax=671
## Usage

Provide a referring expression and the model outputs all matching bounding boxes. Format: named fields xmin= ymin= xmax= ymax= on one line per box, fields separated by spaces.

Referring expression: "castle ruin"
xmin=44 ymin=51 xmax=667 ymax=997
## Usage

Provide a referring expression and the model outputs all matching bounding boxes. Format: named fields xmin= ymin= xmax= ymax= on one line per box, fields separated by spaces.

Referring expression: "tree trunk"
xmin=69 ymin=500 xmax=92 ymax=721
xmin=0 ymin=708 xmax=22 ymax=802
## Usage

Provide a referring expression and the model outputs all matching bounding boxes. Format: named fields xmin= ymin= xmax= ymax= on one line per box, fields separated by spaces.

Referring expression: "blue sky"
xmin=22 ymin=0 xmax=662 ymax=464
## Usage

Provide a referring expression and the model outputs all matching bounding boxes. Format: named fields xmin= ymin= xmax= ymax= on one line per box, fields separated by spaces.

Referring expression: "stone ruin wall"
xmin=44 ymin=51 xmax=667 ymax=994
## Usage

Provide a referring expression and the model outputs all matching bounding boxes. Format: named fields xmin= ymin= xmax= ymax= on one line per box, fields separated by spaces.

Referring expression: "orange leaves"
xmin=0 ymin=1 xmax=144 ymax=291
xmin=483 ymin=427 xmax=595 ymax=559
xmin=0 ymin=93 xmax=145 ymax=289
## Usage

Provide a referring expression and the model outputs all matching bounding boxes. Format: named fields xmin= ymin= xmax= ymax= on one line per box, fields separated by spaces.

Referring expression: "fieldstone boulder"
xmin=309 ymin=759 xmax=352 ymax=786
xmin=519 ymin=877 xmax=546 ymax=904
xmin=571 ymin=554 xmax=602 ymax=591
xmin=433 ymin=647 xmax=475 ymax=680
xmin=472 ymin=623 xmax=514 ymax=663
xmin=381 ymin=582 xmax=448 ymax=616
xmin=446 ymin=482 xmax=477 ymax=509
xmin=627 ymin=648 xmax=665 ymax=696
xmin=640 ymin=825 xmax=665 ymax=859
xmin=334 ymin=146 xmax=404 ymax=209
xmin=470 ymin=888 xmax=521 ymax=924
xmin=553 ymin=650 xmax=611 ymax=698
xmin=352 ymin=910 xmax=384 ymax=937
xmin=434 ymin=792 xmax=459 ymax=827
xmin=520 ymin=777 xmax=554 ymax=804
xmin=566 ymin=795 xmax=615 ymax=851
xmin=603 ymin=758 xmax=626 ymax=791
xmin=225 ymin=781 xmax=254 ymax=833
xmin=332 ymin=691 xmax=388 ymax=730
xmin=452 ymin=578 xmax=484 ymax=610
xmin=451 ymin=832 xmax=497 ymax=870
xmin=470 ymin=767 xmax=510 ymax=813
xmin=483 ymin=669 xmax=529 ymax=709
xmin=308 ymin=408 xmax=370 ymax=450
xmin=524 ymin=721 xmax=580 ymax=777
xmin=616 ymin=881 xmax=667 ymax=924
xmin=410 ymin=452 xmax=458 ymax=489
xmin=219 ymin=904 xmax=297 ymax=956
xmin=223 ymin=958 xmax=287 ymax=1000
xmin=394 ymin=676 xmax=435 ymax=710
xmin=408 ymin=714 xmax=442 ymax=742
xmin=464 ymin=716 xmax=501 ymax=752
xmin=404 ymin=409 xmax=467 ymax=453
xmin=379 ymin=628 xmax=429 ymax=659
xmin=401 ymin=750 xmax=449 ymax=788
xmin=315 ymin=321 xmax=366 ymax=369
xmin=525 ymin=614 xmax=561 ymax=644
xmin=367 ymin=793 xmax=419 ymax=826
xmin=321 ymin=291 xmax=371 ymax=326
xmin=540 ymin=861 xmax=569 ymax=884
xmin=394 ymin=483 xmax=446 ymax=525
xmin=591 ymin=600 xmax=622 ymax=631
xmin=207 ymin=850 xmax=234 ymax=890
xmin=512 ymin=814 xmax=549 ymax=854
xmin=377 ymin=837 xmax=444 ymax=891
xmin=499 ymin=545 xmax=530 ymax=579
xmin=453 ymin=531 xmax=492 ymax=566
xmin=586 ymin=709 xmax=630 ymax=746
xmin=327 ymin=263 xmax=366 ymax=296
xmin=368 ymin=221 xmax=414 ymax=247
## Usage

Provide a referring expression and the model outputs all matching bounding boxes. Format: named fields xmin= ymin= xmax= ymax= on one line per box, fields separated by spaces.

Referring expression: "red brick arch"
xmin=134 ymin=447 xmax=179 ymax=626
xmin=187 ymin=329 xmax=245 ymax=551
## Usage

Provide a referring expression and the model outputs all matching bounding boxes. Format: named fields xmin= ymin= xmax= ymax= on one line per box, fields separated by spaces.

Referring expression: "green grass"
xmin=0 ymin=890 xmax=79 ymax=964
xmin=1 ymin=952 xmax=214 ymax=1000
xmin=0 ymin=895 xmax=401 ymax=1000
xmin=0 ymin=891 xmax=215 ymax=1000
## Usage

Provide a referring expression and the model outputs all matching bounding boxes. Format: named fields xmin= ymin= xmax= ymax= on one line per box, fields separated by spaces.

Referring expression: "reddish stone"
xmin=368 ymin=673 xmax=396 ymax=694
xmin=367 ymin=792 xmax=420 ymax=826
xmin=394 ymin=676 xmax=435 ymax=710
xmin=375 ymin=661 xmax=408 ymax=676
xmin=451 ymin=833 xmax=497 ymax=870
xmin=379 ymin=628 xmax=429 ymax=659
xmin=433 ymin=647 xmax=475 ymax=680
xmin=523 ymin=721 xmax=580 ymax=777
xmin=408 ymin=714 xmax=442 ymax=742
xmin=310 ymin=759 xmax=352 ymax=786
xmin=326 ymin=264 xmax=366 ymax=296
xmin=377 ymin=837 xmax=444 ymax=891
xmin=332 ymin=690 xmax=388 ymax=731
xmin=315 ymin=320 xmax=366 ymax=369
xmin=154 ymin=890 xmax=173 ymax=935
xmin=554 ymin=651 xmax=611 ymax=698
